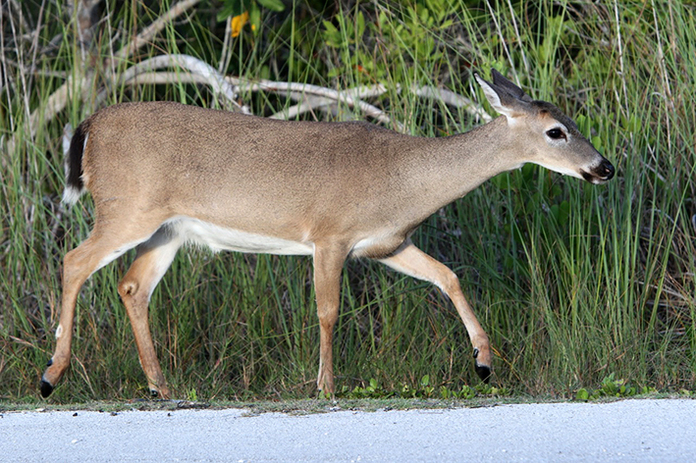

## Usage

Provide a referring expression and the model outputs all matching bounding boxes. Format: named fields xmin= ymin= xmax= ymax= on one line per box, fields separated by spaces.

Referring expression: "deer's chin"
xmin=533 ymin=162 xmax=585 ymax=181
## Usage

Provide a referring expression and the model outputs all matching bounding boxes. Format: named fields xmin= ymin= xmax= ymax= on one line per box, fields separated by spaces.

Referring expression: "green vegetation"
xmin=575 ymin=373 xmax=657 ymax=401
xmin=1 ymin=0 xmax=695 ymax=403
xmin=337 ymin=374 xmax=508 ymax=400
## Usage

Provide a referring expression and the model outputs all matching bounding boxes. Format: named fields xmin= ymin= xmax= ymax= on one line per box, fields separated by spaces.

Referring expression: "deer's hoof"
xmin=475 ymin=363 xmax=492 ymax=383
xmin=39 ymin=378 xmax=54 ymax=398
xmin=472 ymin=348 xmax=492 ymax=383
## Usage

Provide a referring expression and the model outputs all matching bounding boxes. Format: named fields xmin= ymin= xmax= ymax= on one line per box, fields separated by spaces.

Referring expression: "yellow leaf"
xmin=230 ymin=11 xmax=249 ymax=38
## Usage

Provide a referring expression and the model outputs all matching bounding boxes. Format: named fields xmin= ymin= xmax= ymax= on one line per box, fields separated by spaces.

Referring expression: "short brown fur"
xmin=41 ymin=71 xmax=614 ymax=398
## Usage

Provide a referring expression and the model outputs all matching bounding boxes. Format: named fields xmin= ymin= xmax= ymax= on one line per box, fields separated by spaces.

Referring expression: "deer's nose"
xmin=598 ymin=159 xmax=615 ymax=180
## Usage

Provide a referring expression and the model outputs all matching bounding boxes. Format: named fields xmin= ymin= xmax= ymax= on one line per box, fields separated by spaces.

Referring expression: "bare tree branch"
xmin=259 ymin=81 xmax=491 ymax=124
xmin=232 ymin=79 xmax=404 ymax=131
xmin=110 ymin=54 xmax=247 ymax=112
xmin=98 ymin=63 xmax=491 ymax=130
xmin=410 ymin=86 xmax=492 ymax=122
xmin=268 ymin=85 xmax=391 ymax=121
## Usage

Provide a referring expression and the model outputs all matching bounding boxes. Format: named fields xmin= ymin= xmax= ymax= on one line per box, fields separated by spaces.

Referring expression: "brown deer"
xmin=41 ymin=70 xmax=614 ymax=398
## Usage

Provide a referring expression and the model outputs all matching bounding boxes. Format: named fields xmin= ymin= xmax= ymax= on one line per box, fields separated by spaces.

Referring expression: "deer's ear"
xmin=490 ymin=69 xmax=533 ymax=103
xmin=474 ymin=71 xmax=532 ymax=122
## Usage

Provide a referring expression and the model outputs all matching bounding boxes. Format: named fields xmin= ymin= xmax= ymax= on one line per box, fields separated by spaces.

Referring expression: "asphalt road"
xmin=2 ymin=399 xmax=694 ymax=462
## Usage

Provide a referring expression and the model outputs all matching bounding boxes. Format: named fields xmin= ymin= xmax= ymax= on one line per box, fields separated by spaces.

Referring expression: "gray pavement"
xmin=2 ymin=399 xmax=694 ymax=462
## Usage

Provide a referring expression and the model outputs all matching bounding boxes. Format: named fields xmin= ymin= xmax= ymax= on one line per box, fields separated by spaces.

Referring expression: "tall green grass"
xmin=1 ymin=0 xmax=695 ymax=402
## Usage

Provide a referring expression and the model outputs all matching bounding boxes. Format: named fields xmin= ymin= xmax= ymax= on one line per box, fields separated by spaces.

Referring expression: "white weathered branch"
xmin=268 ymin=85 xmax=394 ymax=125
xmin=229 ymin=79 xmax=491 ymax=128
xmin=231 ymin=79 xmax=403 ymax=131
xmin=410 ymin=86 xmax=492 ymax=122
xmin=104 ymin=67 xmax=491 ymax=130
xmin=259 ymin=81 xmax=491 ymax=124
xmin=112 ymin=54 xmax=247 ymax=112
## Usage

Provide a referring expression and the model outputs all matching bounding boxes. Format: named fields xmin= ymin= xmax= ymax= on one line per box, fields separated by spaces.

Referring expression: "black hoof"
xmin=475 ymin=362 xmax=492 ymax=384
xmin=150 ymin=389 xmax=159 ymax=398
xmin=39 ymin=379 xmax=54 ymax=398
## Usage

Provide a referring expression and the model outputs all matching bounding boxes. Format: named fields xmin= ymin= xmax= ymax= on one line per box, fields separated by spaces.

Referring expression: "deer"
xmin=40 ymin=70 xmax=614 ymax=399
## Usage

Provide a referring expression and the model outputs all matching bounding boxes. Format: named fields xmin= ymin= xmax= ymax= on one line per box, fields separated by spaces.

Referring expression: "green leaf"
xmin=420 ymin=374 xmax=430 ymax=387
xmin=460 ymin=385 xmax=475 ymax=400
xmin=323 ymin=20 xmax=341 ymax=48
xmin=576 ymin=388 xmax=590 ymax=401
xmin=439 ymin=386 xmax=450 ymax=399
xmin=257 ymin=0 xmax=285 ymax=12
xmin=249 ymin=3 xmax=261 ymax=36
xmin=356 ymin=11 xmax=365 ymax=40
xmin=377 ymin=11 xmax=388 ymax=29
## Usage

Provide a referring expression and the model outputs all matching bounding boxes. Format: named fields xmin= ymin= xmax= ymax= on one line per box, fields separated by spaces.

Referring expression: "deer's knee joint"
xmin=437 ymin=268 xmax=462 ymax=295
xmin=317 ymin=306 xmax=338 ymax=326
xmin=473 ymin=333 xmax=490 ymax=350
xmin=472 ymin=338 xmax=492 ymax=383
xmin=117 ymin=279 xmax=140 ymax=299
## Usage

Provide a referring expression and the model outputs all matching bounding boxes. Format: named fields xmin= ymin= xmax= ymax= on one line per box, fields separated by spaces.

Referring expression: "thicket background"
xmin=1 ymin=0 xmax=694 ymax=402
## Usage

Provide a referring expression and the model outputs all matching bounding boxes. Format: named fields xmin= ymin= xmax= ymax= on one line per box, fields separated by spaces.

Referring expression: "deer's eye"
xmin=546 ymin=128 xmax=566 ymax=140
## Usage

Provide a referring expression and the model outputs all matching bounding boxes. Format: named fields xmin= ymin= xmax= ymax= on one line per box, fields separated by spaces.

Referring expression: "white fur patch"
xmin=534 ymin=161 xmax=584 ymax=180
xmin=61 ymin=186 xmax=85 ymax=206
xmin=61 ymin=132 xmax=88 ymax=206
xmin=144 ymin=233 xmax=183 ymax=302
xmin=91 ymin=217 xmax=313 ymax=282
xmin=55 ymin=325 xmax=63 ymax=339
xmin=165 ymin=216 xmax=314 ymax=256
xmin=475 ymin=74 xmax=503 ymax=110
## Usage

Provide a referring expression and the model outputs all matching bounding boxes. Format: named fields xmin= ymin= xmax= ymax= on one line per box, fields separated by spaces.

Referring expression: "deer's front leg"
xmin=312 ymin=243 xmax=348 ymax=395
xmin=378 ymin=240 xmax=492 ymax=383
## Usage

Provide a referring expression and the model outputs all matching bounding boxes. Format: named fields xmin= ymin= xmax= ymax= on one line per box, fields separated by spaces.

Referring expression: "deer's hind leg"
xmin=117 ymin=227 xmax=182 ymax=399
xmin=41 ymin=222 xmax=165 ymax=398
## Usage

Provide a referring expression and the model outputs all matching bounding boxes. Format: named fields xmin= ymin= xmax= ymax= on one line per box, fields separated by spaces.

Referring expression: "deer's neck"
xmin=406 ymin=116 xmax=524 ymax=204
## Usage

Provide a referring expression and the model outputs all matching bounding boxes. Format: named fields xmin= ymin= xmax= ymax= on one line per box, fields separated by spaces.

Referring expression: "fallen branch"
xmin=100 ymin=64 xmax=491 ymax=131
xmin=104 ymin=54 xmax=248 ymax=113
xmin=410 ymin=86 xmax=492 ymax=122
xmin=105 ymin=63 xmax=402 ymax=130
xmin=232 ymin=79 xmax=404 ymax=132
xmin=231 ymin=78 xmax=490 ymax=123
xmin=268 ymin=85 xmax=394 ymax=124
